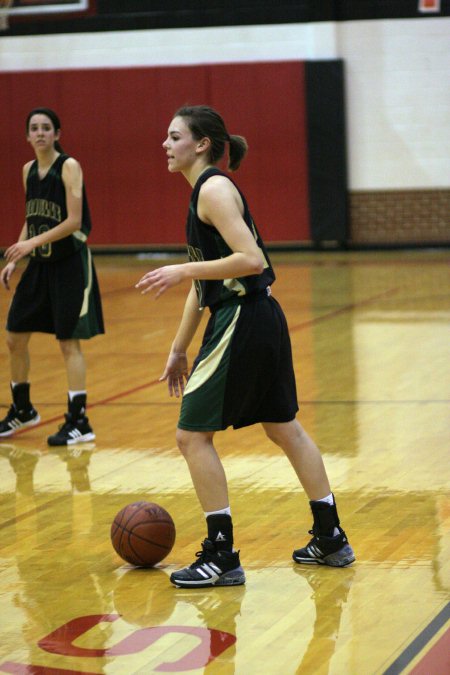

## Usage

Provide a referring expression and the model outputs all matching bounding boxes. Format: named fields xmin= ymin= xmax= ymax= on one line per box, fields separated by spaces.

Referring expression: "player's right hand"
xmin=0 ymin=262 xmax=16 ymax=290
xmin=159 ymin=351 xmax=189 ymax=397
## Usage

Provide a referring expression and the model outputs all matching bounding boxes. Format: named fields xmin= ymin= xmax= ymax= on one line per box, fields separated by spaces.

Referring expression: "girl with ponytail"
xmin=136 ymin=104 xmax=355 ymax=588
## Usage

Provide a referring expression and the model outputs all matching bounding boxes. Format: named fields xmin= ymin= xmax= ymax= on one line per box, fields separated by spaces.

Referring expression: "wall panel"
xmin=0 ymin=61 xmax=311 ymax=248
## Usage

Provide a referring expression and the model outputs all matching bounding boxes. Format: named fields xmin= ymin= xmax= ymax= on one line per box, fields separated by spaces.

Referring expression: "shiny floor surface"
xmin=0 ymin=250 xmax=449 ymax=675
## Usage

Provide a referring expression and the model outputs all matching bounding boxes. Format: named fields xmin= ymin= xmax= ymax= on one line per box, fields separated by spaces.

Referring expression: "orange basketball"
xmin=111 ymin=501 xmax=176 ymax=567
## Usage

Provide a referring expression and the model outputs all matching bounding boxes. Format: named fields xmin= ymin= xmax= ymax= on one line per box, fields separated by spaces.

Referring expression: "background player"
xmin=0 ymin=107 xmax=104 ymax=446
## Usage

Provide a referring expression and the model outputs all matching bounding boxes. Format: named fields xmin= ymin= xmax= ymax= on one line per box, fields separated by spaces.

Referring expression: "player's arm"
xmin=4 ymin=158 xmax=84 ymax=264
xmin=194 ymin=175 xmax=265 ymax=278
xmin=171 ymin=283 xmax=205 ymax=353
xmin=159 ymin=284 xmax=205 ymax=397
xmin=1 ymin=163 xmax=32 ymax=287
xmin=1 ymin=221 xmax=27 ymax=289
xmin=136 ymin=177 xmax=264 ymax=298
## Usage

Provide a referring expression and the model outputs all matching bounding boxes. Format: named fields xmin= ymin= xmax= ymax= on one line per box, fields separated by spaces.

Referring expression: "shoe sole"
xmin=293 ymin=545 xmax=355 ymax=568
xmin=0 ymin=414 xmax=41 ymax=437
xmin=170 ymin=567 xmax=246 ymax=589
xmin=47 ymin=432 xmax=96 ymax=447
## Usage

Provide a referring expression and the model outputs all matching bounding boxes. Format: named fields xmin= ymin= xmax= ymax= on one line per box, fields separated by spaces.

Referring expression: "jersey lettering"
xmin=28 ymin=223 xmax=52 ymax=258
xmin=26 ymin=198 xmax=62 ymax=222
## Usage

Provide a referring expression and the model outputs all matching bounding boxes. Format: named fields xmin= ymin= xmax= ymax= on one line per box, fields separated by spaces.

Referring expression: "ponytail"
xmin=228 ymin=134 xmax=248 ymax=172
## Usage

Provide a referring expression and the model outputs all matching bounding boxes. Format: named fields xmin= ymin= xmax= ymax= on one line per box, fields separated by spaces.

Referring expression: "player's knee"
xmin=6 ymin=331 xmax=29 ymax=354
xmin=175 ymin=428 xmax=191 ymax=457
xmin=58 ymin=339 xmax=82 ymax=359
xmin=263 ymin=418 xmax=301 ymax=447
xmin=176 ymin=428 xmax=209 ymax=458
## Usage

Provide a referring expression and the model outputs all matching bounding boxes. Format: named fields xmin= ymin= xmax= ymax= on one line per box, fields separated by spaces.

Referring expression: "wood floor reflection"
xmin=0 ymin=249 xmax=449 ymax=674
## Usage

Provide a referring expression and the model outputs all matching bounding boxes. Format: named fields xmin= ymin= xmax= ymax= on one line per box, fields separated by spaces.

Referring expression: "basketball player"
xmin=136 ymin=105 xmax=355 ymax=588
xmin=0 ymin=108 xmax=104 ymax=446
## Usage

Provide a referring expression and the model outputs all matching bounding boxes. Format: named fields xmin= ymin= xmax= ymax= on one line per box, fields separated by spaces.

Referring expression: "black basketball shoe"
xmin=170 ymin=539 xmax=246 ymax=588
xmin=293 ymin=528 xmax=355 ymax=567
xmin=47 ymin=413 xmax=95 ymax=446
xmin=0 ymin=404 xmax=40 ymax=437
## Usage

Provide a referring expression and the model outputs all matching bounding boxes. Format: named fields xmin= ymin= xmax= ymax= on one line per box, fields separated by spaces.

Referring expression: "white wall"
xmin=336 ymin=19 xmax=450 ymax=190
xmin=1 ymin=18 xmax=449 ymax=190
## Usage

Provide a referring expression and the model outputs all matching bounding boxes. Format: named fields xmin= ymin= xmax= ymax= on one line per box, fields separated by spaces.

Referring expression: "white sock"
xmin=68 ymin=390 xmax=86 ymax=401
xmin=204 ymin=506 xmax=232 ymax=518
xmin=315 ymin=493 xmax=334 ymax=506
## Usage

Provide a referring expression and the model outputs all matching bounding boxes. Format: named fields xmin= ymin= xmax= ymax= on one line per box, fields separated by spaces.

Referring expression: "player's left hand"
xmin=159 ymin=351 xmax=189 ymax=397
xmin=135 ymin=264 xmax=187 ymax=298
xmin=4 ymin=240 xmax=35 ymax=264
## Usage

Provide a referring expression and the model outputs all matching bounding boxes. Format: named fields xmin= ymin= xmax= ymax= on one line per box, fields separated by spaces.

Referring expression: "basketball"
xmin=111 ymin=501 xmax=176 ymax=567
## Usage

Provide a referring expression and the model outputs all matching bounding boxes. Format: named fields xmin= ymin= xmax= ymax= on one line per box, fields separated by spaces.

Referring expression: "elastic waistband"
xmin=210 ymin=286 xmax=272 ymax=313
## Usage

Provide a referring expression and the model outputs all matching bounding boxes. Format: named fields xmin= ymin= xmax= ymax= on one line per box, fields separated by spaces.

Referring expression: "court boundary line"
xmin=382 ymin=601 xmax=450 ymax=675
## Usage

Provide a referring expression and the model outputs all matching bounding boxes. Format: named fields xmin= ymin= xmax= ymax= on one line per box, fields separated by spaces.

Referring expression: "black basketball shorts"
xmin=6 ymin=247 xmax=104 ymax=340
xmin=178 ymin=292 xmax=299 ymax=431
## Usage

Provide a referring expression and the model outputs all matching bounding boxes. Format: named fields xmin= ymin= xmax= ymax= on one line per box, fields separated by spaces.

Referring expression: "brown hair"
xmin=26 ymin=107 xmax=64 ymax=153
xmin=174 ymin=105 xmax=248 ymax=171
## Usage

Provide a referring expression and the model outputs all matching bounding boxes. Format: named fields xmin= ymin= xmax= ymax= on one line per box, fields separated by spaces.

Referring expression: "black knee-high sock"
xmin=68 ymin=393 xmax=87 ymax=421
xmin=206 ymin=514 xmax=234 ymax=552
xmin=11 ymin=382 xmax=32 ymax=412
xmin=310 ymin=498 xmax=340 ymax=537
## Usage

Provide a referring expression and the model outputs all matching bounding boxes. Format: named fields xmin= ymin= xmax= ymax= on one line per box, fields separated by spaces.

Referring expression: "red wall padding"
xmin=0 ymin=62 xmax=310 ymax=247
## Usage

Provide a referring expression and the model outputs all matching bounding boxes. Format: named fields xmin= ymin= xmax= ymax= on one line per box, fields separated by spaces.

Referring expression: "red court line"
xmin=11 ymin=288 xmax=397 ymax=437
xmin=12 ymin=379 xmax=161 ymax=437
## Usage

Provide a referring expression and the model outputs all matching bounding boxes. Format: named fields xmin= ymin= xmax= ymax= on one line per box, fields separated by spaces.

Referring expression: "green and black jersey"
xmin=186 ymin=167 xmax=275 ymax=309
xmin=25 ymin=153 xmax=92 ymax=262
xmin=179 ymin=167 xmax=298 ymax=431
xmin=7 ymin=153 xmax=104 ymax=339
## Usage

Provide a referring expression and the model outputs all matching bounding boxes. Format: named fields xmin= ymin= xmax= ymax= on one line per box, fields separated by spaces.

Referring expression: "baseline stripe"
xmin=382 ymin=602 xmax=450 ymax=675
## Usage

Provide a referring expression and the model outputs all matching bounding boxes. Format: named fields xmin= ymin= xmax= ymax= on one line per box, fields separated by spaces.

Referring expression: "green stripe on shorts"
xmin=71 ymin=248 xmax=102 ymax=339
xmin=178 ymin=304 xmax=241 ymax=431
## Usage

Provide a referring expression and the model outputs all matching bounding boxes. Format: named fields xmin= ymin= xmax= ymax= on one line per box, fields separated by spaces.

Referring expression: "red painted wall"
xmin=0 ymin=61 xmax=310 ymax=248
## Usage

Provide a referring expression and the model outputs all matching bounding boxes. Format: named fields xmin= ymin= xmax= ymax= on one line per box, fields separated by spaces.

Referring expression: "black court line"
xmin=6 ymin=284 xmax=447 ymax=436
xmin=382 ymin=601 xmax=450 ymax=675
xmin=289 ymin=288 xmax=399 ymax=332
xmin=3 ymin=399 xmax=447 ymax=412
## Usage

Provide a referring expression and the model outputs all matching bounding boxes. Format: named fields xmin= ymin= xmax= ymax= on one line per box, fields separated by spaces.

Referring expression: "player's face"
xmin=162 ymin=117 xmax=198 ymax=173
xmin=27 ymin=114 xmax=59 ymax=153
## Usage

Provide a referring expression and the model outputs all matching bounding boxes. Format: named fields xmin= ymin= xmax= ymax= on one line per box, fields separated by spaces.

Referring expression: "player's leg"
xmin=263 ymin=419 xmax=355 ymax=567
xmin=176 ymin=429 xmax=229 ymax=511
xmin=47 ymin=339 xmax=95 ymax=446
xmin=0 ymin=331 xmax=40 ymax=436
xmin=264 ymin=418 xmax=331 ymax=499
xmin=8 ymin=330 xmax=31 ymax=383
xmin=60 ymin=337 xmax=86 ymax=391
xmin=170 ymin=428 xmax=245 ymax=588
